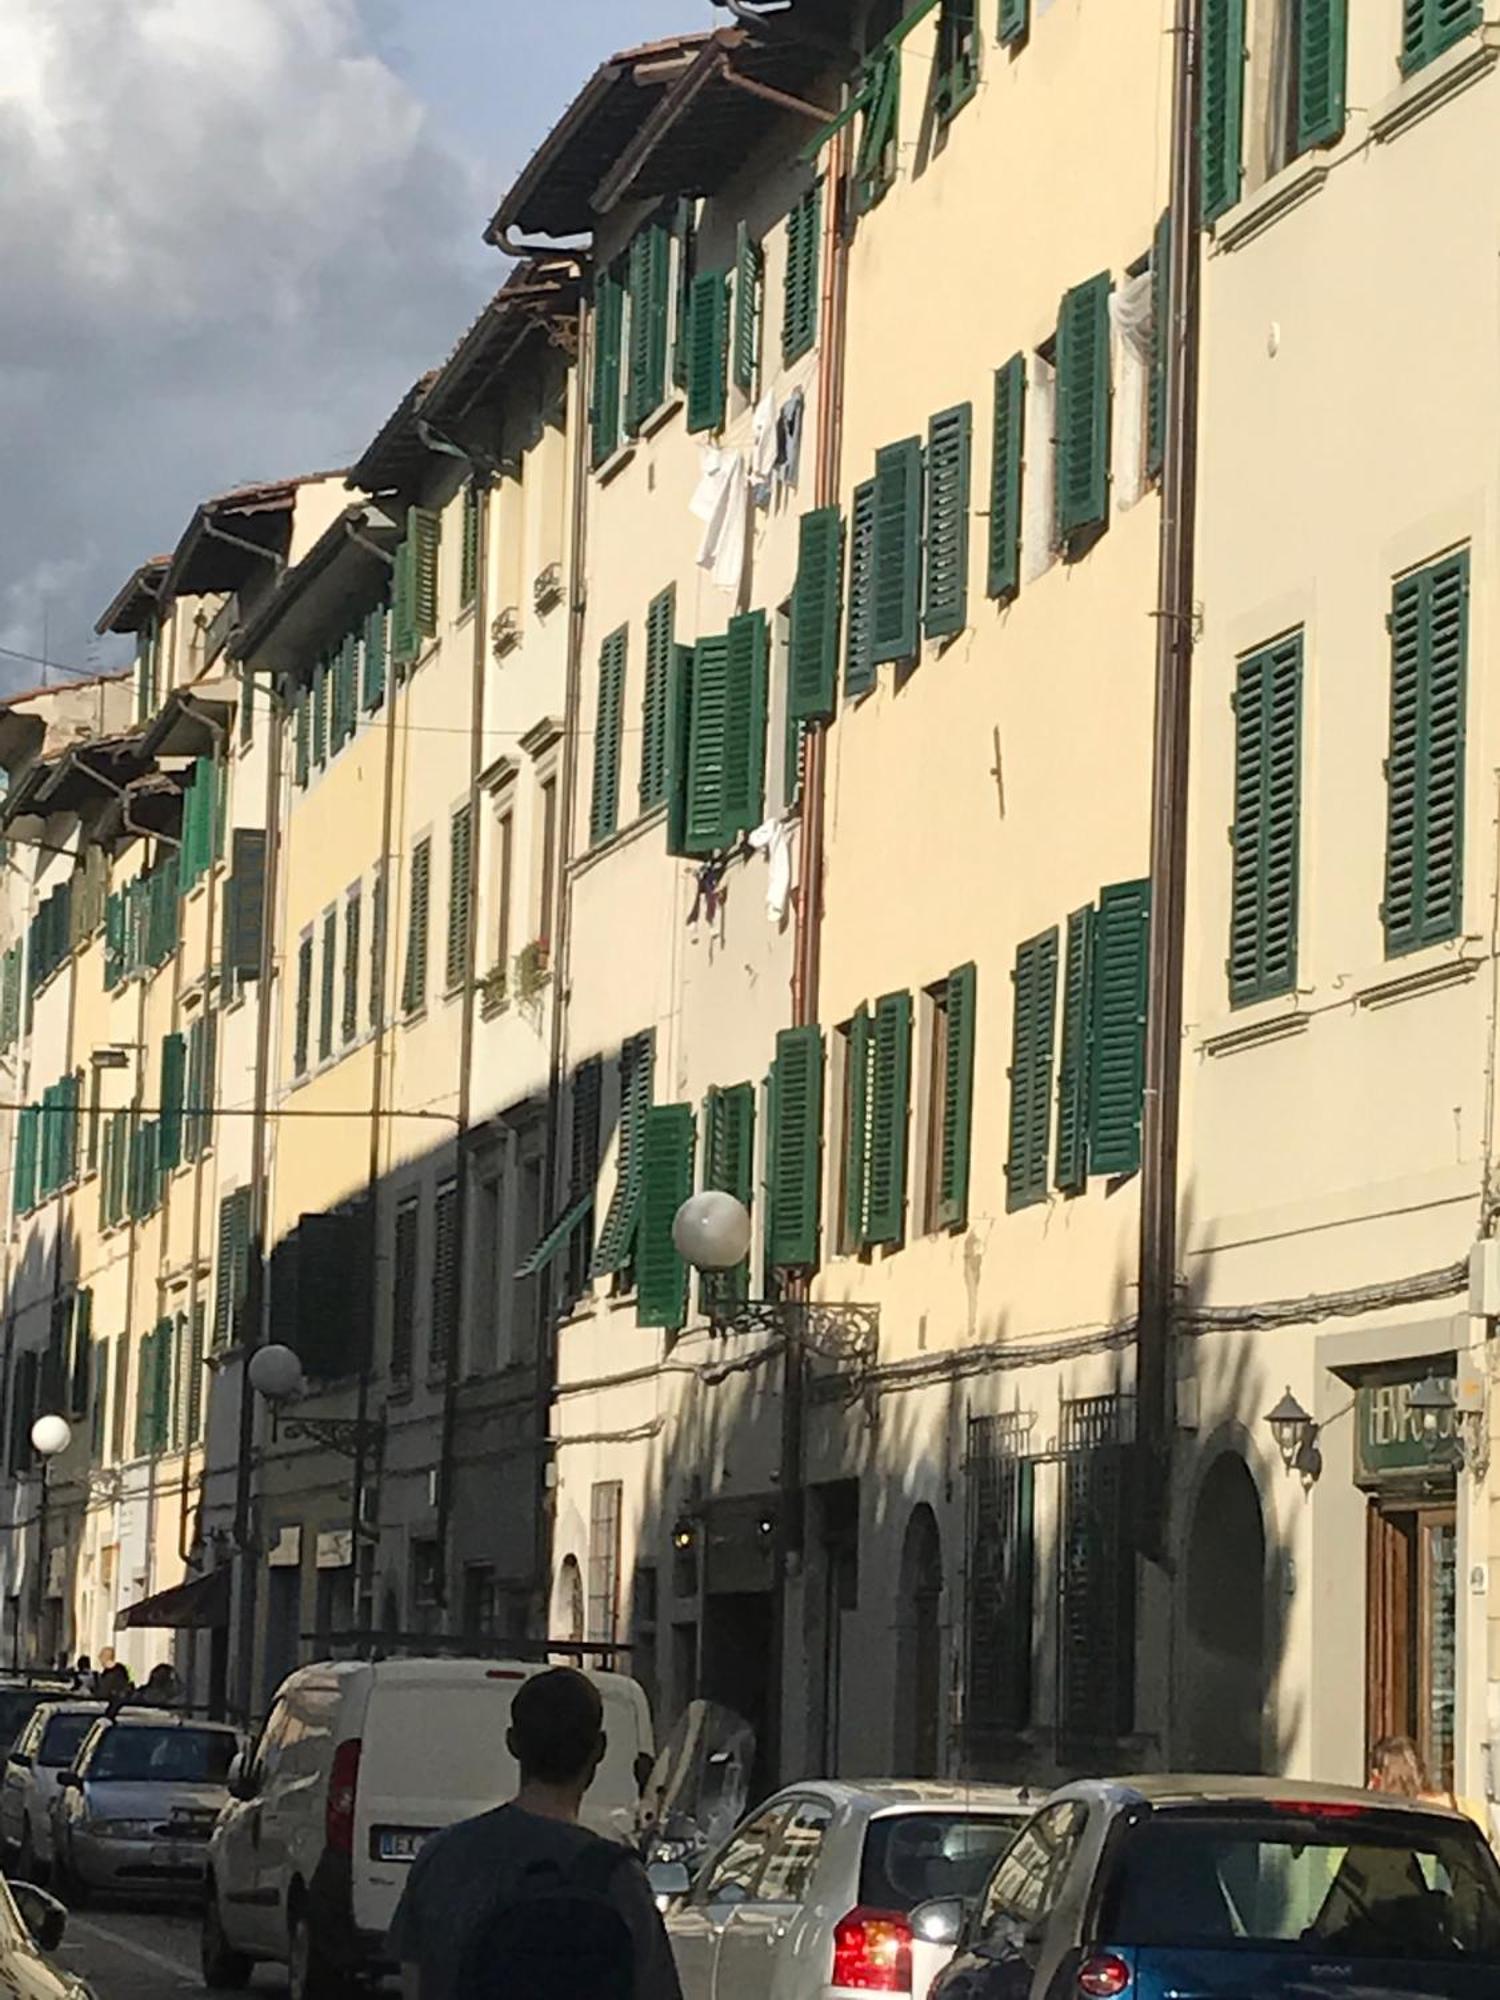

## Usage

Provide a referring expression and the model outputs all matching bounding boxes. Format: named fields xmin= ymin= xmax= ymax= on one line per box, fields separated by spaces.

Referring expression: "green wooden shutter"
xmin=340 ymin=633 xmax=359 ymax=746
xmin=15 ymin=1104 xmax=38 ymax=1215
xmin=412 ymin=507 xmax=441 ymax=639
xmin=1230 ymin=633 xmax=1303 ymax=1004
xmin=460 ymin=482 xmax=480 ymax=607
xmin=319 ymin=906 xmax=337 ymax=1061
xmin=592 ymin=1031 xmax=655 ymax=1277
xmin=1089 ymin=880 xmax=1151 ymax=1176
xmin=1384 ymin=550 xmax=1469 ymax=955
xmin=159 ymin=1031 xmax=186 ymax=1171
xmin=1296 ymin=0 xmax=1346 ymax=151
xmin=343 ymin=891 xmax=361 ymax=1044
xmin=721 ymin=611 xmax=770 ymax=844
xmin=69 ymin=1288 xmax=93 ymax=1420
xmin=592 ymin=259 xmax=626 ymax=465
xmin=768 ymin=1025 xmax=824 ymax=1270
xmin=987 ymin=355 xmax=1026 ymax=601
xmin=187 ymin=1303 xmax=206 ymax=1444
xmin=1147 ymin=213 xmax=1170 ymax=482
xmin=1402 ymin=0 xmax=1479 ymax=74
xmin=153 ymin=1316 xmax=174 ymax=1454
xmin=684 ymin=634 xmax=732 ymax=856
xmin=636 ymin=1105 xmax=696 ymax=1331
xmin=782 ymin=183 xmax=822 ymax=365
xmin=936 ymin=0 xmax=979 ymax=118
xmin=843 ymin=1007 xmax=871 ymax=1250
xmin=591 ymin=627 xmax=628 ymax=846
xmin=999 ymin=0 xmax=1029 ymax=44
xmin=845 ymin=480 xmax=878 ymax=698
xmin=672 ymin=198 xmax=697 ymax=390
xmin=226 ymin=828 xmax=267 ymax=981
xmin=390 ymin=535 xmax=417 ymax=668
xmin=294 ymin=686 xmax=311 ymax=786
xmin=924 ymin=403 xmax=973 ymax=640
xmin=447 ymin=804 xmax=473 ymax=992
xmin=363 ymin=604 xmax=388 ymax=709
xmin=1006 ymin=929 xmax=1059 ymax=1211
xmin=686 ymin=270 xmax=730 ymax=436
xmin=789 ymin=507 xmax=845 ymax=723
xmin=294 ymin=933 xmax=313 ymax=1075
xmin=855 ymin=46 xmax=901 ymax=213
xmin=1056 ymin=273 xmax=1111 ymax=542
xmin=665 ymin=643 xmax=696 ymax=858
xmin=369 ymin=863 xmax=387 ymax=1031
xmin=865 ymin=990 xmax=912 ymax=1245
xmin=312 ymin=657 xmax=329 ymax=769
xmin=625 ymin=224 xmax=671 ymax=436
xmin=938 ymin=962 xmax=977 ymax=1229
xmin=402 ymin=837 xmax=431 ymax=1014
xmin=1054 ymin=907 xmax=1095 ymax=1194
xmin=872 ymin=438 xmax=924 ymax=666
xmin=641 ymin=587 xmax=675 ymax=813
xmin=702 ymin=1082 xmax=755 ymax=1308
xmin=134 ymin=1328 xmax=153 ymax=1459
xmin=732 ymin=221 xmax=763 ymax=397
xmin=1201 ymin=0 xmax=1246 ymax=223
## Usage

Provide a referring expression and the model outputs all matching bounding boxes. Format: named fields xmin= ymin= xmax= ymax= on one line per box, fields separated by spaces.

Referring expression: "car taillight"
xmin=832 ymin=1907 xmax=913 ymax=1992
xmin=1078 ymin=1952 xmax=1132 ymax=1997
xmin=325 ymin=1738 xmax=362 ymax=1856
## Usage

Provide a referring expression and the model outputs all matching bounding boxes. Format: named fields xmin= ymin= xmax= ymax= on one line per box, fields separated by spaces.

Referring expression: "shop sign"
xmin=315 ymin=1529 xmax=353 ymax=1571
xmin=266 ymin=1524 xmax=302 ymax=1569
xmin=1355 ymin=1370 xmax=1457 ymax=1488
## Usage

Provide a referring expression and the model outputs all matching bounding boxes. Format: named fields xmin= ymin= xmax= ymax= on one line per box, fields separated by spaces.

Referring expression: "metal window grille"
xmin=1057 ymin=1393 xmax=1136 ymax=1751
xmin=588 ymin=1481 xmax=624 ymax=1644
xmin=965 ymin=1412 xmax=1035 ymax=1756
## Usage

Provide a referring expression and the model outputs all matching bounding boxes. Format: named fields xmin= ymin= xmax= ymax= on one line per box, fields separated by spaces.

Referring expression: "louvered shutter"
xmin=294 ymin=934 xmax=313 ymax=1074
xmin=924 ymin=403 xmax=973 ymax=640
xmin=1229 ymin=634 xmax=1303 ymax=1003
xmin=686 ymin=270 xmax=730 ymax=436
xmin=153 ymin=1316 xmax=174 ymax=1454
xmin=590 ymin=628 xmax=628 ymax=845
xmin=673 ymin=198 xmax=697 ymax=389
xmin=855 ymin=48 xmax=900 ymax=213
xmin=312 ymin=658 xmax=329 ymax=769
xmin=987 ymin=356 xmax=1026 ymax=600
xmin=841 ymin=1008 xmax=872 ymax=1249
xmin=429 ymin=1182 xmax=459 ymax=1382
xmin=768 ymin=1025 xmax=824 ymax=1269
xmin=460 ymin=482 xmax=481 ymax=607
xmin=782 ymin=183 xmax=821 ymax=364
xmin=999 ymin=0 xmax=1029 ymax=43
xmin=412 ymin=508 xmax=441 ymax=638
xmin=865 ymin=990 xmax=912 ymax=1245
xmin=1056 ymin=274 xmax=1111 ymax=541
xmin=665 ymin=644 xmax=696 ymax=858
xmin=159 ymin=1032 xmax=186 ymax=1172
xmin=99 ymin=1113 xmax=116 ymax=1231
xmin=592 ymin=260 xmax=626 ymax=465
xmin=343 ymin=890 xmax=362 ymax=1043
xmin=786 ymin=507 xmax=845 ymax=726
xmin=938 ymin=963 xmax=977 ymax=1229
xmin=845 ymin=480 xmax=878 ymax=698
xmin=702 ymin=1082 xmax=755 ymax=1309
xmin=134 ymin=1328 xmax=154 ymax=1459
xmin=593 ymin=1031 xmax=655 ymax=1277
xmin=187 ymin=1304 xmax=206 ymax=1443
xmin=14 ymin=1105 xmax=38 ymax=1216
xmin=684 ymin=634 xmax=731 ymax=856
xmin=447 ymin=805 xmax=473 ymax=992
xmin=732 ymin=221 xmax=763 ymax=398
xmin=294 ymin=686 xmax=311 ymax=785
xmin=1296 ymin=0 xmax=1346 ymax=151
xmin=566 ymin=1057 xmax=604 ymax=1298
xmin=1147 ymin=213 xmax=1170 ymax=481
xmin=1402 ymin=0 xmax=1479 ymax=74
xmin=1201 ymin=0 xmax=1246 ymax=223
xmin=721 ymin=611 xmax=770 ymax=844
xmin=339 ymin=633 xmax=359 ymax=747
xmin=1006 ymin=929 xmax=1059 ymax=1211
xmin=69 ymin=1288 xmax=92 ymax=1421
xmin=390 ymin=1198 xmax=419 ymax=1382
xmin=1089 ymin=880 xmax=1151 ymax=1176
xmin=403 ymin=838 xmax=431 ymax=1015
xmin=319 ymin=906 xmax=337 ymax=1060
xmin=640 ymin=587 xmax=676 ymax=812
xmin=625 ymin=225 xmax=671 ymax=436
xmin=872 ymin=438 xmax=924 ymax=665
xmin=1054 ymin=908 xmax=1095 ymax=1193
xmin=369 ymin=864 xmax=387 ymax=1031
xmin=391 ymin=536 xmax=417 ymax=668
xmin=636 ymin=1105 xmax=696 ymax=1331
xmin=226 ymin=829 xmax=267 ymax=980
xmin=363 ymin=604 xmax=388 ymax=709
xmin=1384 ymin=551 xmax=1468 ymax=954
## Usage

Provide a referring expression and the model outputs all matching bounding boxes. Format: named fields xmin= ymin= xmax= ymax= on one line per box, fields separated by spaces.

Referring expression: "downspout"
xmin=1136 ymin=0 xmax=1203 ymax=1566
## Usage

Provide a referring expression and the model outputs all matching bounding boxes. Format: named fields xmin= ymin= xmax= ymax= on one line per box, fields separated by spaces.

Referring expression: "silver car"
xmin=663 ymin=1780 xmax=1033 ymax=2000
xmin=51 ymin=1708 xmax=242 ymax=1902
xmin=1 ymin=1701 xmax=104 ymax=1882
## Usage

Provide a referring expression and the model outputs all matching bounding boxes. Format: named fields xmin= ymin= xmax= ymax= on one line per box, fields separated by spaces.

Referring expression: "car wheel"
xmin=288 ymin=1904 xmax=353 ymax=2000
xmin=201 ymin=1891 xmax=253 ymax=1991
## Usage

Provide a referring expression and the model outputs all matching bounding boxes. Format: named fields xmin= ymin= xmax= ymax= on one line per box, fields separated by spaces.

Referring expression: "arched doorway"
xmin=893 ymin=1506 xmax=944 ymax=1777
xmin=556 ymin=1555 xmax=585 ymax=1645
xmin=1182 ymin=1452 xmax=1267 ymax=1773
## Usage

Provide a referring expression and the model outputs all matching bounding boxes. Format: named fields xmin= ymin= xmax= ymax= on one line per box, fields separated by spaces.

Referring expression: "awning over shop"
xmin=115 ymin=1566 xmax=230 ymax=1632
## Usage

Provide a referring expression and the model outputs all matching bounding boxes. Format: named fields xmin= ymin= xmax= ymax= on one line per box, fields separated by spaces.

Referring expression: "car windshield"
xmin=1102 ymin=1809 xmax=1500 ymax=1963
xmin=38 ymin=1712 xmax=99 ymax=1767
xmin=861 ymin=1812 xmax=1029 ymax=1913
xmin=0 ymin=1692 xmax=44 ymax=1754
xmin=89 ymin=1726 xmax=236 ymax=1784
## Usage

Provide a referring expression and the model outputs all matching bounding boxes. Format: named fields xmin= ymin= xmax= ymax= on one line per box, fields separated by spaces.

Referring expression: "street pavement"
xmin=54 ymin=1904 xmax=290 ymax=1996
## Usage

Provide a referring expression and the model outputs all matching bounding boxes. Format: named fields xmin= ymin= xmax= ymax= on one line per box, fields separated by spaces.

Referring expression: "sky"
xmin=0 ymin=0 xmax=708 ymax=693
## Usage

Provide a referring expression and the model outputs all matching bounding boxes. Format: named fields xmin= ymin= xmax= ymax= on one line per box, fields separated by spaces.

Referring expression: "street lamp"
xmin=30 ymin=1416 xmax=71 ymax=1667
xmin=1264 ymin=1388 xmax=1319 ymax=1482
xmin=248 ymin=1343 xmax=384 ymax=1459
xmin=1406 ymin=1373 xmax=1486 ymax=1474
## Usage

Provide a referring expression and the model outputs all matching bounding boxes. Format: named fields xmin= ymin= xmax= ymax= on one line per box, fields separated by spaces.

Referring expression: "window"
xmin=636 ymin=1105 xmax=695 ymax=1332
xmin=178 ymin=756 xmax=220 ymax=892
xmin=1202 ymin=0 xmax=1247 ymax=223
xmin=362 ymin=602 xmax=388 ymax=710
xmin=459 ymin=482 xmax=481 ymax=610
xmin=845 ymin=479 xmax=877 ymax=698
xmin=592 ymin=258 xmax=626 ymax=466
xmin=668 ymin=614 xmax=770 ymax=857
xmin=402 ymin=837 xmax=432 ymax=1016
xmin=782 ymin=184 xmax=821 ymax=364
xmin=701 ymin=1082 xmax=754 ymax=1310
xmin=391 ymin=506 xmax=441 ymax=667
xmin=213 ymin=1186 xmax=252 ymax=1351
xmin=294 ymin=685 xmax=311 ymax=787
xmin=987 ymin=356 xmax=1026 ymax=601
xmin=1055 ymin=274 xmax=1111 ymax=545
xmin=491 ymin=804 xmax=515 ymax=985
xmin=1058 ymin=1395 xmax=1135 ymax=1749
xmin=430 ymin=1178 xmax=459 ymax=1384
xmin=837 ymin=1011 xmax=870 ymax=1255
xmin=536 ymin=773 xmax=558 ymax=955
xmin=980 ymin=1803 xmax=1087 ymax=1932
xmin=672 ymin=198 xmax=696 ymax=390
xmin=390 ymin=1195 xmax=420 ymax=1384
xmin=369 ymin=861 xmax=387 ymax=1032
xmin=67 ymin=1288 xmax=92 ymax=1422
xmin=159 ymin=1034 xmax=186 ymax=1172
xmin=343 ymin=888 xmax=362 ymax=1044
xmin=696 ymin=1806 xmax=793 ymax=1906
xmin=924 ymin=404 xmax=972 ymax=640
xmin=640 ymin=588 xmax=675 ymax=814
xmin=934 ymin=0 xmax=978 ymax=120
xmin=463 ymin=1564 xmax=499 ymax=1639
xmin=592 ymin=1032 xmax=655 ymax=1279
xmin=863 ymin=991 xmax=912 ymax=1247
xmin=1230 ymin=632 xmax=1303 ymax=1004
xmin=789 ymin=508 xmax=844 ymax=726
xmin=447 ymin=804 xmax=473 ymax=993
xmin=965 ymin=1413 xmax=1034 ymax=1749
xmin=587 ymin=1481 xmax=623 ymax=1644
xmin=926 ymin=963 xmax=976 ymax=1232
xmin=1006 ymin=929 xmax=1059 ymax=1211
xmin=294 ymin=932 xmax=313 ymax=1077
xmin=767 ymin=1025 xmax=823 ymax=1270
xmin=135 ymin=1318 xmax=173 ymax=1458
xmin=733 ymin=221 xmax=763 ymax=398
xmin=318 ymin=906 xmax=337 ymax=1062
xmin=871 ymin=438 xmax=923 ymax=667
xmin=1266 ymin=0 xmax=1348 ymax=170
xmin=183 ymin=1013 xmax=217 ymax=1161
xmin=854 ymin=46 xmax=900 ymax=214
xmin=757 ymin=1798 xmax=835 ymax=1904
xmin=999 ymin=0 xmax=1029 ymax=47
xmin=590 ymin=628 xmax=627 ymax=845
xmin=685 ymin=270 xmax=730 ymax=435
xmin=1402 ymin=0 xmax=1478 ymax=76
xmin=625 ymin=222 xmax=672 ymax=437
xmin=1384 ymin=548 xmax=1468 ymax=957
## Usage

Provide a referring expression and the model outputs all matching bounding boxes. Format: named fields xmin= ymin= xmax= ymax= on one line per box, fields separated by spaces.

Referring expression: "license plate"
xmin=375 ymin=1827 xmax=432 ymax=1863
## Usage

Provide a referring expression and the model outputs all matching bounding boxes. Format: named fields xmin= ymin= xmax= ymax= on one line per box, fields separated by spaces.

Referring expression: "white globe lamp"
xmin=30 ymin=1414 xmax=72 ymax=1459
xmin=248 ymin=1343 xmax=306 ymax=1406
xmin=673 ymin=1191 xmax=752 ymax=1273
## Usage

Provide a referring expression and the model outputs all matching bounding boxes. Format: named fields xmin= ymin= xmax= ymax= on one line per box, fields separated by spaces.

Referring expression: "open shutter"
xmin=402 ymin=838 xmax=431 ymax=1015
xmin=999 ymin=0 xmax=1029 ymax=43
xmin=703 ymin=1083 xmax=755 ymax=1308
xmin=1230 ymin=634 xmax=1303 ymax=1003
xmin=686 ymin=270 xmax=730 ymax=436
xmin=1054 ymin=907 xmax=1095 ymax=1193
xmin=1056 ymin=273 xmax=1111 ymax=541
xmin=641 ymin=587 xmax=676 ymax=813
xmin=855 ymin=47 xmax=900 ymax=213
xmin=312 ymin=658 xmax=329 ymax=767
xmin=843 ymin=1007 xmax=871 ymax=1249
xmin=592 ymin=259 xmax=625 ymax=464
xmin=15 ymin=1105 xmax=38 ymax=1216
xmin=872 ymin=438 xmax=924 ymax=665
xmin=294 ymin=686 xmax=311 ymax=785
xmin=845 ymin=480 xmax=878 ymax=698
xmin=590 ymin=627 xmax=628 ymax=845
xmin=1006 ymin=929 xmax=1059 ymax=1211
xmin=390 ymin=537 xmax=417 ymax=667
xmin=343 ymin=892 xmax=362 ymax=1043
xmin=721 ymin=611 xmax=770 ymax=844
xmin=1402 ymin=0 xmax=1479 ymax=74
xmin=789 ymin=508 xmax=844 ymax=723
xmin=363 ymin=604 xmax=388 ymax=710
xmin=987 ymin=355 xmax=1026 ymax=600
xmin=665 ymin=644 xmax=696 ymax=857
xmin=412 ymin=507 xmax=441 ymax=639
xmin=782 ymin=183 xmax=822 ymax=364
xmin=769 ymin=1025 xmax=823 ymax=1270
xmin=938 ymin=962 xmax=977 ymax=1229
xmin=626 ymin=224 xmax=672 ymax=435
xmin=319 ymin=907 xmax=337 ymax=1060
xmin=1201 ymin=0 xmax=1246 ymax=223
xmin=732 ymin=221 xmax=763 ymax=397
xmin=460 ymin=482 xmax=481 ymax=607
xmin=69 ymin=1289 xmax=93 ymax=1421
xmin=865 ymin=990 xmax=912 ymax=1245
xmin=159 ymin=1032 xmax=186 ymax=1172
xmin=1384 ymin=551 xmax=1468 ymax=954
xmin=447 ymin=804 xmax=473 ymax=992
xmin=226 ymin=829 xmax=267 ymax=980
xmin=636 ymin=1105 xmax=696 ymax=1331
xmin=924 ymin=403 xmax=973 ymax=640
xmin=684 ymin=635 xmax=731 ymax=856
xmin=1147 ymin=213 xmax=1170 ymax=481
xmin=1089 ymin=880 xmax=1151 ymax=1176
xmin=1296 ymin=0 xmax=1346 ymax=151
xmin=592 ymin=1032 xmax=655 ymax=1278
xmin=672 ymin=198 xmax=697 ymax=390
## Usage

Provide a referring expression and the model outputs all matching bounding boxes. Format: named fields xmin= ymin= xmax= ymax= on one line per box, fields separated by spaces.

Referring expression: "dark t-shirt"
xmin=388 ymin=1802 xmax=683 ymax=2000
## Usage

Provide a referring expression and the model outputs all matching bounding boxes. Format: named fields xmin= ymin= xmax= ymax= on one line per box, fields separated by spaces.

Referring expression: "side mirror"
xmin=647 ymin=1860 xmax=691 ymax=1910
xmin=227 ymin=1751 xmax=258 ymax=1802
xmin=910 ymin=1897 xmax=968 ymax=1950
xmin=12 ymin=1882 xmax=66 ymax=1953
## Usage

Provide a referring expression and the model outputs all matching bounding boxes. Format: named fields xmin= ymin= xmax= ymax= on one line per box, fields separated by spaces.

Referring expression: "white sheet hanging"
xmin=1111 ymin=271 xmax=1154 ymax=512
xmin=690 ymin=447 xmax=749 ymax=598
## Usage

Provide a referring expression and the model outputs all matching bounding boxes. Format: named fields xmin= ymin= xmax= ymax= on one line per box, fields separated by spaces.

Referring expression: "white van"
xmin=201 ymin=1657 xmax=653 ymax=1997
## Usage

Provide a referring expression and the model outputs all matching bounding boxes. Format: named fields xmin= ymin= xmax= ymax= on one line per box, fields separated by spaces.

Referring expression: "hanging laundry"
xmin=748 ymin=816 xmax=795 ymax=925
xmin=750 ymin=391 xmax=779 ymax=505
xmin=690 ymin=446 xmax=749 ymax=598
xmin=776 ymin=387 xmax=806 ymax=491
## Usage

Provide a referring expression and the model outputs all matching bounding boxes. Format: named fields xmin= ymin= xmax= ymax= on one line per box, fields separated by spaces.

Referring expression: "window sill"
xmin=571 ymin=803 xmax=669 ymax=879
xmin=594 ymin=441 xmax=638 ymax=487
xmin=640 ymin=395 xmax=684 ymax=442
xmin=1352 ymin=947 xmax=1483 ymax=1012
xmin=1200 ymin=1003 xmax=1310 ymax=1059
xmin=1373 ymin=30 xmax=1497 ymax=143
xmin=1214 ymin=156 xmax=1330 ymax=254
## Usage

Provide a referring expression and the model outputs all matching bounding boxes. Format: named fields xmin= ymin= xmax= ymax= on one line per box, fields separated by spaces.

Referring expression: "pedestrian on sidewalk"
xmin=389 ymin=1665 xmax=683 ymax=2000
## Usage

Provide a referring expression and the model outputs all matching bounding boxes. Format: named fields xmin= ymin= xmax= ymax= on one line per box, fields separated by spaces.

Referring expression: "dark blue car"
xmin=921 ymin=1776 xmax=1500 ymax=2000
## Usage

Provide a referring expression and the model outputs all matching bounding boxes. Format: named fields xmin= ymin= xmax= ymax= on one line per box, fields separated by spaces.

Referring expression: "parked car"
xmin=0 ymin=1679 xmax=76 ymax=1761
xmin=203 ymin=1655 xmax=656 ymax=1997
xmin=924 ymin=1775 xmax=1500 ymax=2000
xmin=660 ymin=1779 xmax=1035 ymax=2000
xmin=1 ymin=1700 xmax=104 ymax=1881
xmin=51 ymin=1707 xmax=242 ymax=1904
xmin=0 ymin=1874 xmax=91 ymax=1999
